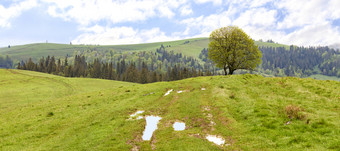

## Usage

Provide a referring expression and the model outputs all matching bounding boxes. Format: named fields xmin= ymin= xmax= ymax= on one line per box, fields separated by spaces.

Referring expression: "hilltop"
xmin=0 ymin=38 xmax=288 ymax=62
xmin=0 ymin=69 xmax=339 ymax=150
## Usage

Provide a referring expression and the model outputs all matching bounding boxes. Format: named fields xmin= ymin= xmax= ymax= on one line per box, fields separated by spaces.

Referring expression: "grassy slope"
xmin=0 ymin=38 xmax=208 ymax=62
xmin=0 ymin=69 xmax=135 ymax=105
xmin=255 ymin=41 xmax=290 ymax=49
xmin=308 ymin=74 xmax=340 ymax=81
xmin=0 ymin=69 xmax=339 ymax=150
xmin=0 ymin=38 xmax=288 ymax=62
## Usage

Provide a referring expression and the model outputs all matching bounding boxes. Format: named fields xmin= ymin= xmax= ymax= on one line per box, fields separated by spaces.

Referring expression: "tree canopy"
xmin=208 ymin=26 xmax=262 ymax=75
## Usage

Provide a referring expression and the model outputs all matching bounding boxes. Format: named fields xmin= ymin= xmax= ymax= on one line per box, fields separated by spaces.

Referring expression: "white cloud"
xmin=73 ymin=26 xmax=179 ymax=45
xmin=276 ymin=0 xmax=340 ymax=29
xmin=249 ymin=0 xmax=272 ymax=8
xmin=0 ymin=0 xmax=37 ymax=28
xmin=195 ymin=0 xmax=222 ymax=6
xmin=43 ymin=0 xmax=188 ymax=25
xmin=281 ymin=22 xmax=340 ymax=46
xmin=180 ymin=11 xmax=231 ymax=37
xmin=233 ymin=8 xmax=277 ymax=27
xmin=179 ymin=4 xmax=193 ymax=16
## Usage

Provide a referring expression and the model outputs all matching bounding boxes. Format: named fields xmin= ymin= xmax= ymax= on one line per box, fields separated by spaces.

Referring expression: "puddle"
xmin=201 ymin=88 xmax=206 ymax=90
xmin=206 ymin=135 xmax=225 ymax=146
xmin=177 ymin=90 xmax=183 ymax=93
xmin=173 ymin=122 xmax=185 ymax=131
xmin=142 ymin=116 xmax=162 ymax=141
xmin=129 ymin=110 xmax=144 ymax=120
xmin=164 ymin=89 xmax=173 ymax=96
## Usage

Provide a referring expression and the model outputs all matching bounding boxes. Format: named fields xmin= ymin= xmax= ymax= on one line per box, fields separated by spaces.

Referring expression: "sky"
xmin=1 ymin=0 xmax=340 ymax=48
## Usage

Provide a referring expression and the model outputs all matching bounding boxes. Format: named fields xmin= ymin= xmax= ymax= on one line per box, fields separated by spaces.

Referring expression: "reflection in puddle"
xmin=164 ymin=89 xmax=173 ymax=96
xmin=129 ymin=110 xmax=144 ymax=120
xmin=142 ymin=116 xmax=162 ymax=141
xmin=173 ymin=122 xmax=185 ymax=131
xmin=206 ymin=135 xmax=225 ymax=146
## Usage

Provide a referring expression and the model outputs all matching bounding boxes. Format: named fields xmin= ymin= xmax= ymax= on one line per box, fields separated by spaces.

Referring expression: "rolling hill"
xmin=1 ymin=38 xmax=338 ymax=81
xmin=0 ymin=38 xmax=288 ymax=62
xmin=0 ymin=69 xmax=339 ymax=150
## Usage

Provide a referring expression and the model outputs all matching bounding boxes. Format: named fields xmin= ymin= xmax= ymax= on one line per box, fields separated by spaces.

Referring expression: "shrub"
xmin=284 ymin=105 xmax=306 ymax=120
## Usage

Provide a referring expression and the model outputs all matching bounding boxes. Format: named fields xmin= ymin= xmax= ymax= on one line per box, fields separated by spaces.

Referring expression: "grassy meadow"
xmin=0 ymin=69 xmax=339 ymax=150
xmin=0 ymin=38 xmax=289 ymax=63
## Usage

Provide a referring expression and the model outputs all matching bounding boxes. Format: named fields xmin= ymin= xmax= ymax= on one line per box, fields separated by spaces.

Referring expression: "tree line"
xmin=259 ymin=46 xmax=340 ymax=77
xmin=0 ymin=55 xmax=13 ymax=69
xmin=17 ymin=55 xmax=214 ymax=84
xmin=199 ymin=45 xmax=340 ymax=77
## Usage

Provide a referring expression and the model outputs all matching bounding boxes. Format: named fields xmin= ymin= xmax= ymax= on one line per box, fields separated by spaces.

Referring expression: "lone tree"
xmin=208 ymin=26 xmax=262 ymax=75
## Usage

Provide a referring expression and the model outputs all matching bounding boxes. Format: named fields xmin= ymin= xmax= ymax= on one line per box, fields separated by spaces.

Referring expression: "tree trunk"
xmin=229 ymin=67 xmax=235 ymax=75
xmin=224 ymin=66 xmax=228 ymax=75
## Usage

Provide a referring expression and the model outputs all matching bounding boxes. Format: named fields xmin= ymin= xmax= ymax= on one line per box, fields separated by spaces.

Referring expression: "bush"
xmin=284 ymin=105 xmax=306 ymax=120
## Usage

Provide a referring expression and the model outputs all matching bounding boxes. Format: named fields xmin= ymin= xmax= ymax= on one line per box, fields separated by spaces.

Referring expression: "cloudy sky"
xmin=1 ymin=0 xmax=340 ymax=47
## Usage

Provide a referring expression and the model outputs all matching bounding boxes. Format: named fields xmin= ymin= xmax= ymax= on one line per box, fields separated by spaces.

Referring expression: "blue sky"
xmin=1 ymin=0 xmax=340 ymax=48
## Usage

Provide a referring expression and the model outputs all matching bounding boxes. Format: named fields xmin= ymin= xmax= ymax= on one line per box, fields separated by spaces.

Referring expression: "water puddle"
xmin=177 ymin=90 xmax=183 ymax=93
xmin=201 ymin=88 xmax=206 ymax=90
xmin=129 ymin=110 xmax=144 ymax=120
xmin=164 ymin=89 xmax=173 ymax=96
xmin=206 ymin=135 xmax=225 ymax=146
xmin=173 ymin=122 xmax=185 ymax=131
xmin=142 ymin=116 xmax=162 ymax=141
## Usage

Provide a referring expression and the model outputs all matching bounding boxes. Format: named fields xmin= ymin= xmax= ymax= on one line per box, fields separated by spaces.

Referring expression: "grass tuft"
xmin=284 ymin=105 xmax=306 ymax=120
xmin=47 ymin=112 xmax=54 ymax=117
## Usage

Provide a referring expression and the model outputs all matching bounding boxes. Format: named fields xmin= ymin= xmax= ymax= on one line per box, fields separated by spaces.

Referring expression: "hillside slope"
xmin=0 ymin=38 xmax=288 ymax=62
xmin=0 ymin=69 xmax=339 ymax=150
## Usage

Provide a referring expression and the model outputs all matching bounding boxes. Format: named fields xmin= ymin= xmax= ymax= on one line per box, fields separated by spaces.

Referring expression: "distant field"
xmin=0 ymin=38 xmax=208 ymax=62
xmin=255 ymin=41 xmax=290 ymax=49
xmin=308 ymin=74 xmax=340 ymax=81
xmin=1 ymin=69 xmax=339 ymax=150
xmin=0 ymin=38 xmax=289 ymax=63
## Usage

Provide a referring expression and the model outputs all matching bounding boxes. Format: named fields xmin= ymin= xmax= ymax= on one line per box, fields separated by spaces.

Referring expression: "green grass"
xmin=0 ymin=38 xmax=207 ymax=62
xmin=308 ymin=74 xmax=340 ymax=81
xmin=254 ymin=41 xmax=290 ymax=49
xmin=0 ymin=69 xmax=339 ymax=150
xmin=0 ymin=69 xmax=135 ymax=106
xmin=0 ymin=37 xmax=289 ymax=62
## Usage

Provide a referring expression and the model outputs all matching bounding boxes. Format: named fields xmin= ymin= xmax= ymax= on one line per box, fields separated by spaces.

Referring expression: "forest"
xmin=199 ymin=45 xmax=340 ymax=77
xmin=0 ymin=55 xmax=13 ymax=69
xmin=9 ymin=44 xmax=340 ymax=83
xmin=17 ymin=47 xmax=213 ymax=84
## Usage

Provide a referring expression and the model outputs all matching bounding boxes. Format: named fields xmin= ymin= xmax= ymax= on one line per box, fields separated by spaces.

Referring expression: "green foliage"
xmin=18 ymin=49 xmax=210 ymax=83
xmin=259 ymin=46 xmax=340 ymax=78
xmin=208 ymin=26 xmax=262 ymax=75
xmin=0 ymin=55 xmax=13 ymax=68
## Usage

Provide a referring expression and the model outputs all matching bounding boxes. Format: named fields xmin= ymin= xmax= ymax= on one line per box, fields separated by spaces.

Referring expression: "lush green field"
xmin=0 ymin=69 xmax=339 ymax=150
xmin=308 ymin=74 xmax=340 ymax=81
xmin=0 ymin=38 xmax=207 ymax=62
xmin=0 ymin=38 xmax=289 ymax=62
xmin=255 ymin=41 xmax=290 ymax=49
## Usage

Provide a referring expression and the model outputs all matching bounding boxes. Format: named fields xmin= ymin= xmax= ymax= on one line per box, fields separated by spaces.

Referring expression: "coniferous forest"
xmin=14 ymin=44 xmax=340 ymax=83
xmin=200 ymin=45 xmax=340 ymax=78
xmin=17 ymin=46 xmax=211 ymax=84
